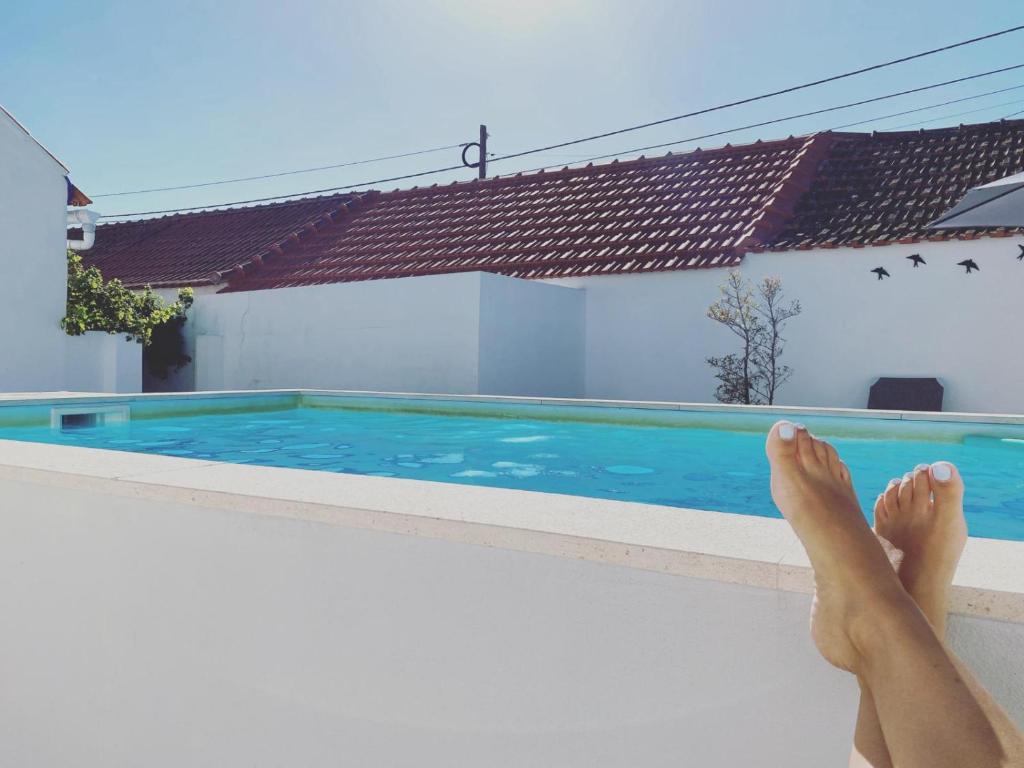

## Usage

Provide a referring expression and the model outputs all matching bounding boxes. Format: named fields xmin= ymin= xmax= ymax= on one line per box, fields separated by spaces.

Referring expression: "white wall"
xmin=190 ymin=272 xmax=585 ymax=397
xmin=554 ymin=237 xmax=1024 ymax=413
xmin=0 ymin=476 xmax=1020 ymax=767
xmin=477 ymin=272 xmax=584 ymax=397
xmin=63 ymin=331 xmax=142 ymax=393
xmin=166 ymin=235 xmax=1024 ymax=412
xmin=0 ymin=110 xmax=71 ymax=392
xmin=192 ymin=273 xmax=484 ymax=393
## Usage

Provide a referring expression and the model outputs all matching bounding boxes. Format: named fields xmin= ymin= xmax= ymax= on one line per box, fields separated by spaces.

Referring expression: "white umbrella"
xmin=929 ymin=171 xmax=1024 ymax=229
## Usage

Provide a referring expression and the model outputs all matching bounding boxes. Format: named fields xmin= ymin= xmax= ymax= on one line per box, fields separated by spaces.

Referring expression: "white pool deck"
xmin=2 ymin=389 xmax=1023 ymax=624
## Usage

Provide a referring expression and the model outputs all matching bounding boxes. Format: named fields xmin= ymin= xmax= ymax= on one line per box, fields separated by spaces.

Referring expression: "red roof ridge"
xmin=829 ymin=116 xmax=1024 ymax=141
xmin=734 ymin=132 xmax=834 ymax=253
xmin=315 ymin=134 xmax=814 ymax=215
xmin=96 ymin=190 xmax=359 ymax=228
xmin=765 ymin=117 xmax=1024 ymax=251
xmin=218 ymin=191 xmax=381 ymax=287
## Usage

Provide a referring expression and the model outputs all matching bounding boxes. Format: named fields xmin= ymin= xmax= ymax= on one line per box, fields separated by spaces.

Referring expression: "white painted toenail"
xmin=915 ymin=463 xmax=929 ymax=471
xmin=779 ymin=422 xmax=796 ymax=441
xmin=931 ymin=462 xmax=953 ymax=482
xmin=793 ymin=422 xmax=805 ymax=430
xmin=888 ymin=478 xmax=900 ymax=488
xmin=903 ymin=472 xmax=913 ymax=482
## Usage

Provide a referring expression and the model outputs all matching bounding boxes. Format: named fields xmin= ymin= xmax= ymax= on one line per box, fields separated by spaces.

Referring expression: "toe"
xmin=911 ymin=465 xmax=931 ymax=514
xmin=765 ymin=421 xmax=800 ymax=465
xmin=883 ymin=477 xmax=902 ymax=517
xmin=822 ymin=441 xmax=841 ymax=477
xmin=873 ymin=493 xmax=888 ymax=528
xmin=838 ymin=460 xmax=852 ymax=486
xmin=809 ymin=434 xmax=830 ymax=467
xmin=897 ymin=471 xmax=915 ymax=510
xmin=793 ymin=424 xmax=819 ymax=468
xmin=930 ymin=461 xmax=965 ymax=512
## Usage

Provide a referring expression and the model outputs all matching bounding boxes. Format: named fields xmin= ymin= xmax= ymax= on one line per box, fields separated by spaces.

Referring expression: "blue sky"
xmin=3 ymin=1 xmax=1022 ymax=219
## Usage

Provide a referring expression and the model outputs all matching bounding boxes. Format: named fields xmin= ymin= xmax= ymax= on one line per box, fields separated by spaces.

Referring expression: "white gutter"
xmin=66 ymin=208 xmax=101 ymax=251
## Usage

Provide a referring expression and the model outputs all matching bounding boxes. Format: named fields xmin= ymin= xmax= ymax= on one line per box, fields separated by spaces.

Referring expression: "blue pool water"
xmin=2 ymin=403 xmax=1024 ymax=541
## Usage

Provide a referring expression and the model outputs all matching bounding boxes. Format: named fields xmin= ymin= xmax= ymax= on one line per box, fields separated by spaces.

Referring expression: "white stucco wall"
xmin=0 ymin=110 xmax=71 ymax=392
xmin=156 ymin=235 xmax=1023 ymax=412
xmin=554 ymin=236 xmax=1024 ymax=413
xmin=0 ymin=475 xmax=1020 ymax=767
xmin=477 ymin=272 xmax=584 ymax=397
xmin=191 ymin=273 xmax=484 ymax=393
xmin=189 ymin=272 xmax=585 ymax=397
xmin=63 ymin=331 xmax=142 ymax=393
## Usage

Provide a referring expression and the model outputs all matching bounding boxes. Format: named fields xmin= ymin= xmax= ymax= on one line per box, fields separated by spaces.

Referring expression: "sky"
xmin=2 ymin=0 xmax=1023 ymax=220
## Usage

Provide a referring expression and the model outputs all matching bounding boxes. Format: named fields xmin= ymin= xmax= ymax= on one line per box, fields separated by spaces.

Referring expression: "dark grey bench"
xmin=868 ymin=377 xmax=944 ymax=412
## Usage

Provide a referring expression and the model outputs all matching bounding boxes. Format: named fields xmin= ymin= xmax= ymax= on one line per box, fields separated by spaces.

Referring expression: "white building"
xmin=0 ymin=106 xmax=79 ymax=391
xmin=0 ymin=105 xmax=138 ymax=393
xmin=84 ymin=120 xmax=1024 ymax=413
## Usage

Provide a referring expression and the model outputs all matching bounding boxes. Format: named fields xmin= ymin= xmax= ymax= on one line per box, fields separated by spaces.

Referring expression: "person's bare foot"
xmin=765 ymin=421 xmax=912 ymax=674
xmin=874 ymin=462 xmax=967 ymax=635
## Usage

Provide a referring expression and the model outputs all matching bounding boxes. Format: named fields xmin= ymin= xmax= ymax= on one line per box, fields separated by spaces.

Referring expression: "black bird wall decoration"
xmin=871 ymin=267 xmax=890 ymax=280
xmin=907 ymin=254 xmax=926 ymax=267
xmin=958 ymin=259 xmax=980 ymax=274
xmin=1018 ymin=244 xmax=1024 ymax=261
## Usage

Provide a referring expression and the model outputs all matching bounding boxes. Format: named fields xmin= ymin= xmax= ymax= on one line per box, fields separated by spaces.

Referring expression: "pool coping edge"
xmin=0 ymin=434 xmax=1021 ymax=625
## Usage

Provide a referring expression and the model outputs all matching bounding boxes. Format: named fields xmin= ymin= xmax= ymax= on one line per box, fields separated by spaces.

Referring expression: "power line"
xmin=830 ymin=83 xmax=1024 ymax=129
xmin=101 ymin=63 xmax=1024 ymax=219
xmin=101 ymin=34 xmax=1024 ymax=219
xmin=486 ymin=24 xmax=1024 ymax=164
xmin=883 ymin=97 xmax=1024 ymax=130
xmin=100 ymin=162 xmax=468 ymax=219
xmin=512 ymin=62 xmax=1024 ymax=169
xmin=103 ymin=62 xmax=1024 ymax=219
xmin=99 ymin=24 xmax=1024 ymax=217
xmin=92 ymin=142 xmax=468 ymax=198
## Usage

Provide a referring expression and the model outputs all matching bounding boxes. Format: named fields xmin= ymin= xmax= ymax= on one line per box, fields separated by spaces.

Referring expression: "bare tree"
xmin=706 ymin=270 xmax=765 ymax=405
xmin=706 ymin=270 xmax=801 ymax=405
xmin=751 ymin=276 xmax=801 ymax=405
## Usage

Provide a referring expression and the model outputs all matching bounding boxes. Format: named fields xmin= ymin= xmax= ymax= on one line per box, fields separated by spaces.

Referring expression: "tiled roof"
xmin=220 ymin=135 xmax=827 ymax=291
xmin=67 ymin=180 xmax=91 ymax=207
xmin=84 ymin=194 xmax=357 ymax=288
xmin=84 ymin=134 xmax=825 ymax=290
xmin=83 ymin=119 xmax=1024 ymax=292
xmin=765 ymin=120 xmax=1024 ymax=250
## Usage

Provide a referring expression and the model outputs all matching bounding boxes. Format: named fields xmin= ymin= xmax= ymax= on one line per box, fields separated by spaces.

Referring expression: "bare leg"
xmin=765 ymin=422 xmax=1024 ymax=768
xmin=850 ymin=461 xmax=966 ymax=767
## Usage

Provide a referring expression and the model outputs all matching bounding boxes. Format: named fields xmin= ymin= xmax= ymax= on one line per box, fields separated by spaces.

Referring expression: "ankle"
xmin=848 ymin=587 xmax=923 ymax=666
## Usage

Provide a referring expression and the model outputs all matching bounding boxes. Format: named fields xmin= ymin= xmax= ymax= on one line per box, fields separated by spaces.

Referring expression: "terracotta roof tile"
xmin=83 ymin=195 xmax=358 ymax=288
xmin=767 ymin=120 xmax=1024 ymax=249
xmin=83 ymin=119 xmax=1024 ymax=292
xmin=221 ymin=135 xmax=825 ymax=292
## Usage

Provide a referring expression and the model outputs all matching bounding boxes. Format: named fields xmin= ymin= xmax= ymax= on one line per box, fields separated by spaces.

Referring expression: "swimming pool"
xmin=1 ymin=392 xmax=1023 ymax=541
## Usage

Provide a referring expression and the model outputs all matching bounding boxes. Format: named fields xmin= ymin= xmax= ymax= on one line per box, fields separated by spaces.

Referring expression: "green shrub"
xmin=61 ymin=249 xmax=194 ymax=376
